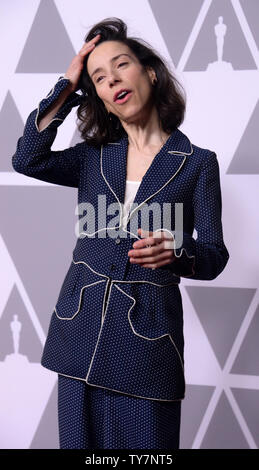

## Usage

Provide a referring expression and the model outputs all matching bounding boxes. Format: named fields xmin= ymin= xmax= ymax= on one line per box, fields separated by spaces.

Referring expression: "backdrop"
xmin=0 ymin=0 xmax=258 ymax=449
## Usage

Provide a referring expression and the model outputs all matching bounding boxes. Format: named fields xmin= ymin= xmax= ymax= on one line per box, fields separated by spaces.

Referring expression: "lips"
xmin=114 ymin=91 xmax=133 ymax=105
xmin=113 ymin=89 xmax=132 ymax=102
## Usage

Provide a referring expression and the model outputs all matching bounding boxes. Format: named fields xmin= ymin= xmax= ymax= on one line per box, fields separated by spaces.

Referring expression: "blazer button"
xmin=115 ymin=237 xmax=121 ymax=244
xmin=110 ymin=264 xmax=116 ymax=271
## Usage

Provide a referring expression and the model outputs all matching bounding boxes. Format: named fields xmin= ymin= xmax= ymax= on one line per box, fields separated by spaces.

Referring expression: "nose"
xmin=107 ymin=72 xmax=120 ymax=86
xmin=109 ymin=79 xmax=118 ymax=87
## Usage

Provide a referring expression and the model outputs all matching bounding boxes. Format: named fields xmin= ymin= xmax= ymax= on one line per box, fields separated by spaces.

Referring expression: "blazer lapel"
xmin=101 ymin=127 xmax=193 ymax=227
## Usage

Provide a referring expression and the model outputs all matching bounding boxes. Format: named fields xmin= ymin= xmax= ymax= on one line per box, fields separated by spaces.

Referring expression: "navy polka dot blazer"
xmin=12 ymin=76 xmax=229 ymax=402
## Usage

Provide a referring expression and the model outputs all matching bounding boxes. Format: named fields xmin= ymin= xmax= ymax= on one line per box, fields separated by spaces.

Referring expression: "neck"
xmin=120 ymin=105 xmax=170 ymax=152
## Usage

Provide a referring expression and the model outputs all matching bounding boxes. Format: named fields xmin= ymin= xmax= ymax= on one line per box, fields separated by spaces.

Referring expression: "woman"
xmin=12 ymin=18 xmax=229 ymax=449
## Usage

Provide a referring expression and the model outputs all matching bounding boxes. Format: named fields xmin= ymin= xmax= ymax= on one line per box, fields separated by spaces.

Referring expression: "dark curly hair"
xmin=76 ymin=17 xmax=186 ymax=148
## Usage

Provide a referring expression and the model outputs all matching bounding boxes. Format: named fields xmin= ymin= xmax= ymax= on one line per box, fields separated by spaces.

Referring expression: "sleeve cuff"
xmin=154 ymin=229 xmax=196 ymax=277
xmin=35 ymin=76 xmax=84 ymax=133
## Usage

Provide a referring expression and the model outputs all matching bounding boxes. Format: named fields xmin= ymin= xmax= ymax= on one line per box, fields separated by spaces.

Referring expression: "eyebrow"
xmin=90 ymin=53 xmax=132 ymax=79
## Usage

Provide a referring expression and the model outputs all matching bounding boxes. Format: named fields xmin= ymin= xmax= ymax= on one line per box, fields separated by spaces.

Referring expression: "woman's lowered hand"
xmin=127 ymin=228 xmax=176 ymax=269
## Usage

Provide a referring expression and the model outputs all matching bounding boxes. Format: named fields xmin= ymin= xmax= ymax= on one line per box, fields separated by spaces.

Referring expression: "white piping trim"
xmin=78 ymin=147 xmax=188 ymax=239
xmin=56 ymin=371 xmax=184 ymax=401
xmin=103 ymin=145 xmax=188 ymax=231
xmin=157 ymin=228 xmax=196 ymax=277
xmin=84 ymin=380 xmax=184 ymax=402
xmin=78 ymin=138 xmax=194 ymax=239
xmin=51 ymin=257 xmax=185 ymax=401
xmin=58 ymin=372 xmax=86 ymax=383
xmin=83 ymin=277 xmax=185 ymax=401
xmin=55 ymin=279 xmax=106 ymax=320
xmin=55 ymin=257 xmax=111 ymax=321
xmin=72 ymin=255 xmax=179 ymax=287
xmin=124 ymin=154 xmax=187 ymax=229
xmin=100 ymin=278 xmax=180 ymax=325
xmin=54 ymin=136 xmax=193 ymax=397
xmin=85 ymin=281 xmax=113 ymax=382
xmin=107 ymin=138 xmax=194 ymax=156
xmin=106 ymin=279 xmax=178 ymax=286
xmin=100 ymin=277 xmax=178 ymax=327
xmin=114 ymin=283 xmax=185 ymax=376
xmin=173 ymin=247 xmax=195 ymax=276
xmin=101 ymin=278 xmax=113 ymax=325
xmin=168 ymin=148 xmax=193 ymax=155
xmin=72 ymin=258 xmax=109 ymax=280
xmin=54 ymin=256 xmax=179 ymax=322
xmin=35 ymin=77 xmax=70 ymax=133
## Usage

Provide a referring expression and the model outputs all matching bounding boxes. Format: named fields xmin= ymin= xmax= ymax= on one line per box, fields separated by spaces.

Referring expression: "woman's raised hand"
xmin=64 ymin=34 xmax=101 ymax=92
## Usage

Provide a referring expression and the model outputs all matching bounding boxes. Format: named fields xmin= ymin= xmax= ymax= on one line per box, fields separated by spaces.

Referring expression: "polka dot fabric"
xmin=12 ymin=76 xmax=85 ymax=188
xmin=12 ymin=76 xmax=229 ymax=439
xmin=58 ymin=373 xmax=181 ymax=449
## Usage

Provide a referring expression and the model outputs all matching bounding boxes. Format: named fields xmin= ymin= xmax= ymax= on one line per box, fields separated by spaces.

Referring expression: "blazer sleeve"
xmin=162 ymin=152 xmax=229 ymax=280
xmin=12 ymin=76 xmax=85 ymax=188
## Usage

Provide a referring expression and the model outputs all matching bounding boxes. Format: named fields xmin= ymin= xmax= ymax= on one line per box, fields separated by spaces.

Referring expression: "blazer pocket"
xmin=129 ymin=282 xmax=182 ymax=339
xmin=54 ymin=260 xmax=106 ymax=320
xmin=128 ymin=282 xmax=185 ymax=370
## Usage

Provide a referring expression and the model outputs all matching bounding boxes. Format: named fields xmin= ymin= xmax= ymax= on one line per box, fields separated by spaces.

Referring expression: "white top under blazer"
xmin=121 ymin=179 xmax=141 ymax=229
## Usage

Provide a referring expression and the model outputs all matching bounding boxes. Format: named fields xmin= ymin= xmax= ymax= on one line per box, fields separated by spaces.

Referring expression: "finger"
xmin=79 ymin=43 xmax=96 ymax=56
xmin=138 ymin=228 xmax=173 ymax=243
xmin=134 ymin=229 xmax=160 ymax=249
xmin=154 ymin=229 xmax=175 ymax=250
xmin=86 ymin=34 xmax=101 ymax=45
xmin=137 ymin=227 xmax=162 ymax=243
xmin=141 ymin=258 xmax=173 ymax=269
xmin=133 ymin=229 xmax=171 ymax=250
xmin=79 ymin=35 xmax=101 ymax=54
xmin=85 ymin=34 xmax=101 ymax=47
xmin=130 ymin=250 xmax=173 ymax=265
xmin=128 ymin=242 xmax=163 ymax=258
xmin=147 ymin=229 xmax=175 ymax=250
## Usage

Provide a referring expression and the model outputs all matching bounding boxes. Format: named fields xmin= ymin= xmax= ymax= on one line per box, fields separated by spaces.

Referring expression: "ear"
xmin=145 ymin=66 xmax=156 ymax=83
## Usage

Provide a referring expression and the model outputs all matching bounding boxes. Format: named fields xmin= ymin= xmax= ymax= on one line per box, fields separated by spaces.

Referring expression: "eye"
xmin=96 ymin=62 xmax=128 ymax=83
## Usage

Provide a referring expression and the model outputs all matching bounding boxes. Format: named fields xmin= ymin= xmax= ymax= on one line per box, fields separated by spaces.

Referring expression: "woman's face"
xmin=86 ymin=40 xmax=156 ymax=124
